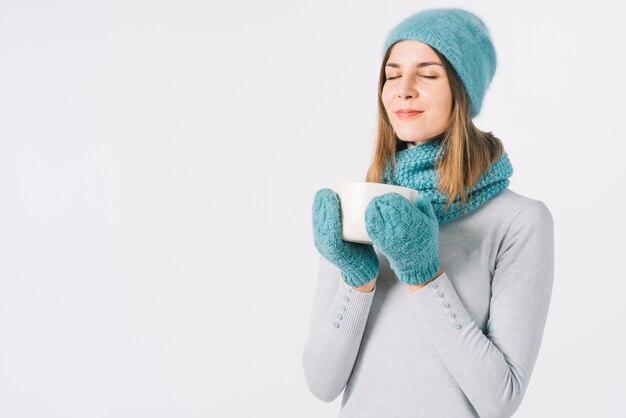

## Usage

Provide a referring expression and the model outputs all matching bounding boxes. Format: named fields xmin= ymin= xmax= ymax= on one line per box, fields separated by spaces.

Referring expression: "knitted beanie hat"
xmin=382 ymin=8 xmax=497 ymax=118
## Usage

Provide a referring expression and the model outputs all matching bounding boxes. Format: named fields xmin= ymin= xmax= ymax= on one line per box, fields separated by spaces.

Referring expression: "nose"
xmin=396 ymin=78 xmax=418 ymax=99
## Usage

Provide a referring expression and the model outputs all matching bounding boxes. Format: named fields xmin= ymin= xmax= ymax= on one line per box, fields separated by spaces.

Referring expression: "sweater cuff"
xmin=324 ymin=277 xmax=376 ymax=337
xmin=407 ymin=272 xmax=473 ymax=341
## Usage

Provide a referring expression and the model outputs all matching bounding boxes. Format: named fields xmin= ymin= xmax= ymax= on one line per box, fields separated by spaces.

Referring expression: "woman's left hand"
xmin=365 ymin=192 xmax=441 ymax=285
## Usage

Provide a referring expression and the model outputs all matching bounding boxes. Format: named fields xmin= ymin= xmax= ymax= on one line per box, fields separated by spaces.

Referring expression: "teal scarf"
xmin=382 ymin=139 xmax=513 ymax=224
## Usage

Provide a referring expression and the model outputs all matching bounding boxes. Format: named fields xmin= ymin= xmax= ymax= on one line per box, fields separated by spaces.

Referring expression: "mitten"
xmin=365 ymin=192 xmax=440 ymax=284
xmin=312 ymin=188 xmax=379 ymax=287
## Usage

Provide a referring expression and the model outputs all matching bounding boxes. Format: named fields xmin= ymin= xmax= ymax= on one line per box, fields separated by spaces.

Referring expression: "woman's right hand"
xmin=312 ymin=188 xmax=379 ymax=288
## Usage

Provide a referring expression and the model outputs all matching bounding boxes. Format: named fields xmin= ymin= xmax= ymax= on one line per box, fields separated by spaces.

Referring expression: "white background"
xmin=1 ymin=0 xmax=625 ymax=417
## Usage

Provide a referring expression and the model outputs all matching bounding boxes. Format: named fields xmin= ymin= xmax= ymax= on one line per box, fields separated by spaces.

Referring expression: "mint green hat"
xmin=382 ymin=8 xmax=497 ymax=118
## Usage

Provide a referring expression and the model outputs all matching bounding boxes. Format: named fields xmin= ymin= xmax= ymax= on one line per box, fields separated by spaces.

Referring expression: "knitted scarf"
xmin=382 ymin=139 xmax=513 ymax=224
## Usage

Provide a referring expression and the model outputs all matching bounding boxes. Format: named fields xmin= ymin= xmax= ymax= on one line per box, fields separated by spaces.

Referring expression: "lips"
xmin=395 ymin=110 xmax=424 ymax=119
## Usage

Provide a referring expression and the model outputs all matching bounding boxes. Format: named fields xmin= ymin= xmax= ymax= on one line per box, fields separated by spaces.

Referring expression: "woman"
xmin=303 ymin=8 xmax=554 ymax=418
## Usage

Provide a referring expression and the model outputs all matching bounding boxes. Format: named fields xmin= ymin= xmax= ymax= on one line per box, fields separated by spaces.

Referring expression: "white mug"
xmin=330 ymin=181 xmax=420 ymax=244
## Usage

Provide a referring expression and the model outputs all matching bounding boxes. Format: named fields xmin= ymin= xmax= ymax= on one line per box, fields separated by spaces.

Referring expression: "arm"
xmin=302 ymin=254 xmax=376 ymax=402
xmin=407 ymin=201 xmax=554 ymax=418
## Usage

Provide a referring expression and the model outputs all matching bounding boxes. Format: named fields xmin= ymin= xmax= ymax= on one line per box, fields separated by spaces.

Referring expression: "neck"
xmin=406 ymin=133 xmax=446 ymax=149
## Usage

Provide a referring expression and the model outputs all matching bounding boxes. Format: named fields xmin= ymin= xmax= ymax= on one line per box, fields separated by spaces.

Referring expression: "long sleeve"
xmin=302 ymin=254 xmax=376 ymax=402
xmin=407 ymin=200 xmax=554 ymax=418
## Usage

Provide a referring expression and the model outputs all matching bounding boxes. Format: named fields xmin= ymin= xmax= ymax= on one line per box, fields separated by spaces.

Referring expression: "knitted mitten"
xmin=312 ymin=188 xmax=379 ymax=287
xmin=365 ymin=192 xmax=440 ymax=285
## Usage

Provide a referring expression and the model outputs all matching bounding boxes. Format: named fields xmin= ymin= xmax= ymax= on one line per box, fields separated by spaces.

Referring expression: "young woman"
xmin=303 ymin=8 xmax=554 ymax=418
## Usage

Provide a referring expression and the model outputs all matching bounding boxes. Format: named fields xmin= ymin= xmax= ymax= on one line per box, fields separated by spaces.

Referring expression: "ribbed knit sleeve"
xmin=302 ymin=255 xmax=376 ymax=402
xmin=407 ymin=200 xmax=554 ymax=418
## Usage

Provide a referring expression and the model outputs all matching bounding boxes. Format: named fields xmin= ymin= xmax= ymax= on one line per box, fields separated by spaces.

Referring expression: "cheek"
xmin=421 ymin=87 xmax=451 ymax=114
xmin=440 ymin=96 xmax=453 ymax=116
xmin=435 ymin=85 xmax=453 ymax=107
xmin=381 ymin=87 xmax=392 ymax=110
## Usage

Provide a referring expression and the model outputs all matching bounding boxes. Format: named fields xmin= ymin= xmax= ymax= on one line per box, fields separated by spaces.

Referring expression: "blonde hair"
xmin=365 ymin=42 xmax=505 ymax=209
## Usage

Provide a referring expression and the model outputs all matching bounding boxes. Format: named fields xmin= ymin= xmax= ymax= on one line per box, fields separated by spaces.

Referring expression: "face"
xmin=382 ymin=40 xmax=453 ymax=146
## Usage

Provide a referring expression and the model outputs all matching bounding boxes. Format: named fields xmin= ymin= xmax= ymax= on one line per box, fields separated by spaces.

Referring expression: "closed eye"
xmin=386 ymin=75 xmax=438 ymax=80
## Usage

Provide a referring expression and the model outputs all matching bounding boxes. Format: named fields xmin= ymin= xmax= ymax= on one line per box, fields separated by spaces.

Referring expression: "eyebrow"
xmin=385 ymin=62 xmax=443 ymax=69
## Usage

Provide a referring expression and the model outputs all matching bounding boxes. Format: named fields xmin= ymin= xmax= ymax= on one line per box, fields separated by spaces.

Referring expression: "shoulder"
xmin=486 ymin=189 xmax=554 ymax=248
xmin=491 ymin=188 xmax=553 ymax=230
xmin=442 ymin=188 xmax=553 ymax=236
xmin=492 ymin=189 xmax=555 ymax=269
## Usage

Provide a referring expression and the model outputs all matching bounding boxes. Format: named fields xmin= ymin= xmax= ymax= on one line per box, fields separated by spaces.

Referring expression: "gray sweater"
xmin=302 ymin=188 xmax=554 ymax=418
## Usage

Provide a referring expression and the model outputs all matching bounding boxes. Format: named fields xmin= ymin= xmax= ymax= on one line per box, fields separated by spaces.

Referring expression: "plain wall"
xmin=1 ymin=0 xmax=624 ymax=416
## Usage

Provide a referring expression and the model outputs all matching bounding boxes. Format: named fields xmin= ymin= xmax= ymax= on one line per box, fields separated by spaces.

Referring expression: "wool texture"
xmin=383 ymin=139 xmax=513 ymax=224
xmin=312 ymin=188 xmax=380 ymax=287
xmin=365 ymin=192 xmax=441 ymax=284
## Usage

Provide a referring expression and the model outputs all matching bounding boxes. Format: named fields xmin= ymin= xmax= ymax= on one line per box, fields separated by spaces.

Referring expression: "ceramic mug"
xmin=330 ymin=181 xmax=420 ymax=244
